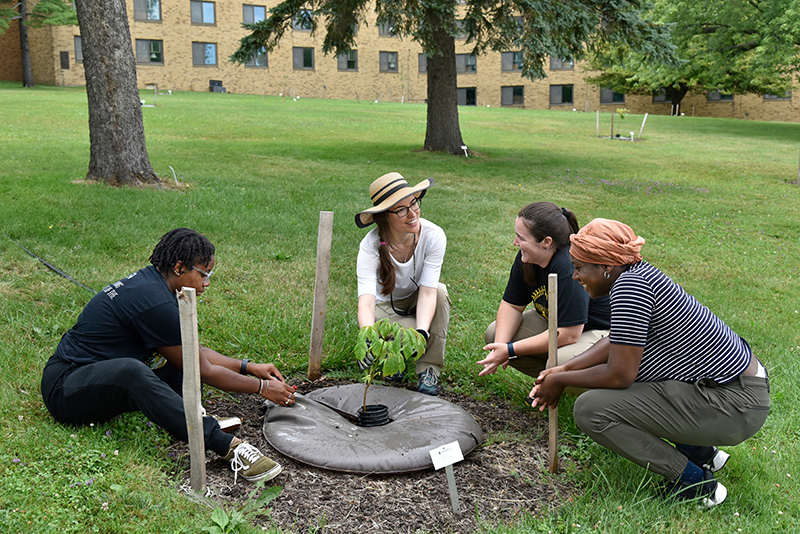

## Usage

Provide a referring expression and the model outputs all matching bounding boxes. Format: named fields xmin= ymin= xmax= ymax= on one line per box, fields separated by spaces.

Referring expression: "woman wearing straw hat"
xmin=355 ymin=172 xmax=450 ymax=395
xmin=478 ymin=202 xmax=610 ymax=380
xmin=530 ymin=218 xmax=769 ymax=507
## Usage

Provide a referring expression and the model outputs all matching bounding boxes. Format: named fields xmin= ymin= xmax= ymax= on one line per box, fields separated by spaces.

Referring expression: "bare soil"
xmin=170 ymin=378 xmax=578 ymax=533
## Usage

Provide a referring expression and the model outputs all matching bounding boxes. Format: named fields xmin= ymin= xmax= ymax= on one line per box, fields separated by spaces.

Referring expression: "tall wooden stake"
xmin=596 ymin=110 xmax=599 ymax=137
xmin=639 ymin=113 xmax=649 ymax=139
xmin=177 ymin=287 xmax=206 ymax=492
xmin=547 ymin=273 xmax=559 ymax=474
xmin=308 ymin=211 xmax=334 ymax=380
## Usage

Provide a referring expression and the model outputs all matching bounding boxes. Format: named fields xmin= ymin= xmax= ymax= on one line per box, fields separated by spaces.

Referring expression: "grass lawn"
xmin=1 ymin=80 xmax=798 ymax=533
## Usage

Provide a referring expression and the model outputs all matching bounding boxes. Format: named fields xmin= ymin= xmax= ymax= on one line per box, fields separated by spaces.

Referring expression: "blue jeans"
xmin=41 ymin=354 xmax=233 ymax=456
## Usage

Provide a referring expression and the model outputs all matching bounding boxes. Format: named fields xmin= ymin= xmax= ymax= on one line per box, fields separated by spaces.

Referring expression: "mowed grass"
xmin=1 ymin=80 xmax=799 ymax=533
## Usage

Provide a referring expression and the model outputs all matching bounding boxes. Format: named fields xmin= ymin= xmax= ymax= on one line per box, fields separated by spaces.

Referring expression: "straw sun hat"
xmin=354 ymin=172 xmax=434 ymax=228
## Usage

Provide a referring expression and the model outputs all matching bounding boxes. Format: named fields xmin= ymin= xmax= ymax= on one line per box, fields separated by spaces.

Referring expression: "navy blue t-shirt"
xmin=502 ymin=247 xmax=610 ymax=331
xmin=54 ymin=266 xmax=182 ymax=365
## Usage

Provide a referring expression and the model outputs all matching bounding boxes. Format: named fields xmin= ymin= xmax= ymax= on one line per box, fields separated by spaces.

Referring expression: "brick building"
xmin=1 ymin=0 xmax=797 ymax=122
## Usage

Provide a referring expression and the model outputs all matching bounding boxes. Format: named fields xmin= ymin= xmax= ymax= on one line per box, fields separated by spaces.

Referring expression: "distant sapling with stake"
xmin=355 ymin=318 xmax=427 ymax=411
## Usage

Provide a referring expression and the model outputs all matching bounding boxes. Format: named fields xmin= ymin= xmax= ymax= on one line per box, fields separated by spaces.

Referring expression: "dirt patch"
xmin=171 ymin=378 xmax=577 ymax=533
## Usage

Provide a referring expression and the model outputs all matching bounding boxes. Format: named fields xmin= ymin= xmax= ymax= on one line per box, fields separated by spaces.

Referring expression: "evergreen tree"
xmin=0 ymin=0 xmax=77 ymax=87
xmin=233 ymin=0 xmax=671 ymax=155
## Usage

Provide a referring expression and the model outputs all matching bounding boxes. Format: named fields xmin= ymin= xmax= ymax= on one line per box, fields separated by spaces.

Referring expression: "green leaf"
xmin=210 ymin=508 xmax=229 ymax=530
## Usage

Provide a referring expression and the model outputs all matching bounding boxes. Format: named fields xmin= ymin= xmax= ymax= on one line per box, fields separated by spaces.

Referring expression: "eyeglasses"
xmin=388 ymin=198 xmax=421 ymax=219
xmin=193 ymin=265 xmax=214 ymax=282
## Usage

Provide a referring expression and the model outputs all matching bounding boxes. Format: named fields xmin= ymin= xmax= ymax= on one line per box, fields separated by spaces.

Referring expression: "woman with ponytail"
xmin=478 ymin=202 xmax=610 ymax=379
xmin=355 ymin=173 xmax=450 ymax=396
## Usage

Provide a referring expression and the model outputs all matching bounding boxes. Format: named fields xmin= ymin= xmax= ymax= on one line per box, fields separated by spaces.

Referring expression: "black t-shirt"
xmin=54 ymin=266 xmax=182 ymax=365
xmin=502 ymin=248 xmax=610 ymax=330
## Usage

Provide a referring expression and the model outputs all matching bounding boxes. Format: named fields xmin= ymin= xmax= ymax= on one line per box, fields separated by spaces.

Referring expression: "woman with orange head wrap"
xmin=530 ymin=219 xmax=769 ymax=508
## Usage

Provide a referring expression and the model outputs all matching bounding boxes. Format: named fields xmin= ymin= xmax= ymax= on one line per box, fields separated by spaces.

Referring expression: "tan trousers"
xmin=484 ymin=309 xmax=609 ymax=379
xmin=375 ymin=283 xmax=450 ymax=375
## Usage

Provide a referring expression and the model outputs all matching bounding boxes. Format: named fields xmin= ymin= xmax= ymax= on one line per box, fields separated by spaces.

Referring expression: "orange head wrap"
xmin=569 ymin=218 xmax=645 ymax=266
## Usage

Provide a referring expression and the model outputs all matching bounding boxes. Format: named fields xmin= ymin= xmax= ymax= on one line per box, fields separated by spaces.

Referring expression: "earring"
xmin=174 ymin=270 xmax=180 ymax=276
xmin=603 ymin=271 xmax=610 ymax=279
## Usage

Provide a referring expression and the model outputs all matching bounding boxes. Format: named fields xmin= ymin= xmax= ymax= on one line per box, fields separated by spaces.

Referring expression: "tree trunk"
xmin=667 ymin=84 xmax=689 ymax=116
xmin=423 ymin=23 xmax=465 ymax=155
xmin=19 ymin=1 xmax=34 ymax=87
xmin=74 ymin=0 xmax=161 ymax=186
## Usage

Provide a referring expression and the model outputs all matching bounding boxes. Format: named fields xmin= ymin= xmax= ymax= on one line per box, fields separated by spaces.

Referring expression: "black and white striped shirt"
xmin=610 ymin=262 xmax=751 ymax=384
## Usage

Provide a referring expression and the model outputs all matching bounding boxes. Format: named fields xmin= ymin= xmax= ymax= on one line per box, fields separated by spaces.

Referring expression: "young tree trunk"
xmin=18 ymin=1 xmax=34 ymax=87
xmin=423 ymin=23 xmax=465 ymax=155
xmin=74 ymin=0 xmax=161 ymax=186
xmin=667 ymin=83 xmax=689 ymax=116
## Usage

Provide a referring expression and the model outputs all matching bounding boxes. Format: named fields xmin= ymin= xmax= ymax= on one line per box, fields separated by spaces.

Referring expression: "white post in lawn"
xmin=309 ymin=211 xmax=334 ymax=380
xmin=639 ymin=113 xmax=649 ymax=139
xmin=178 ymin=287 xmax=206 ymax=492
xmin=547 ymin=273 xmax=559 ymax=474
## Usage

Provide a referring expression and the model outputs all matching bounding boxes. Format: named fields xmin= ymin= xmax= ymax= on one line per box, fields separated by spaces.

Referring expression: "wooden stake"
xmin=610 ymin=113 xmax=614 ymax=138
xmin=639 ymin=113 xmax=649 ymax=139
xmin=596 ymin=110 xmax=599 ymax=137
xmin=177 ymin=287 xmax=206 ymax=493
xmin=547 ymin=273 xmax=559 ymax=474
xmin=308 ymin=211 xmax=334 ymax=380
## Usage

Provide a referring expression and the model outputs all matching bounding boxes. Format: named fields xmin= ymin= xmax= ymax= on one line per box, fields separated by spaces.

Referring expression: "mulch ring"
xmin=169 ymin=378 xmax=578 ymax=533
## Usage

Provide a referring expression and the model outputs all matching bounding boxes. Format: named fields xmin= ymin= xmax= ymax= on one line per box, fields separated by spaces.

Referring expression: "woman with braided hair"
xmin=530 ymin=218 xmax=770 ymax=507
xmin=355 ymin=172 xmax=450 ymax=396
xmin=41 ymin=228 xmax=294 ymax=484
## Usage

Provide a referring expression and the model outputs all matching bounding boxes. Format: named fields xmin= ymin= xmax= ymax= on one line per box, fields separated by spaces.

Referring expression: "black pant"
xmin=41 ymin=354 xmax=232 ymax=456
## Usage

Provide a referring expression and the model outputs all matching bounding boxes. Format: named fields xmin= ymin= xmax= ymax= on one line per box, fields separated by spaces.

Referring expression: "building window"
xmin=337 ymin=50 xmax=358 ymax=71
xmin=707 ymin=90 xmax=733 ymax=102
xmin=136 ymin=39 xmax=163 ymax=64
xmin=380 ymin=51 xmax=398 ymax=72
xmin=501 ymin=51 xmax=522 ymax=72
xmin=378 ymin=19 xmax=398 ymax=37
xmin=191 ymin=1 xmax=215 ymax=25
xmin=133 ymin=0 xmax=161 ymax=22
xmin=74 ymin=36 xmax=83 ymax=62
xmin=652 ymin=88 xmax=672 ymax=103
xmin=418 ymin=54 xmax=427 ymax=73
xmin=292 ymin=9 xmax=313 ymax=30
xmin=550 ymin=84 xmax=573 ymax=105
xmin=293 ymin=47 xmax=314 ymax=69
xmin=455 ymin=54 xmax=476 ymax=73
xmin=457 ymin=87 xmax=476 ymax=106
xmin=245 ymin=47 xmax=268 ymax=68
xmin=192 ymin=42 xmax=217 ymax=66
xmin=60 ymin=51 xmax=69 ymax=70
xmin=454 ymin=19 xmax=468 ymax=40
xmin=550 ymin=56 xmax=573 ymax=70
xmin=600 ymin=88 xmax=625 ymax=104
xmin=243 ymin=4 xmax=266 ymax=24
xmin=764 ymin=91 xmax=791 ymax=101
xmin=501 ymin=86 xmax=524 ymax=106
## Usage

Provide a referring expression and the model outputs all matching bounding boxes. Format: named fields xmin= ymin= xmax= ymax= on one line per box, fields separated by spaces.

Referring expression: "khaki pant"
xmin=573 ymin=374 xmax=770 ymax=480
xmin=484 ymin=309 xmax=609 ymax=378
xmin=375 ymin=283 xmax=450 ymax=375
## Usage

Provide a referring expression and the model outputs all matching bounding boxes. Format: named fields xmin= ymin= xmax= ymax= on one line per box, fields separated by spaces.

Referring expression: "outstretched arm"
xmin=530 ymin=342 xmax=642 ymax=411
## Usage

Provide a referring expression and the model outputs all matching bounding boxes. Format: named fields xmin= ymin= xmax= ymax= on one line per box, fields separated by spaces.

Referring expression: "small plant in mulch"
xmin=354 ymin=319 xmax=426 ymax=412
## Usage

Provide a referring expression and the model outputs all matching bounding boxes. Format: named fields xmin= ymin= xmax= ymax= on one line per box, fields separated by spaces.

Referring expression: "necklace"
xmin=391 ymin=233 xmax=417 ymax=263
